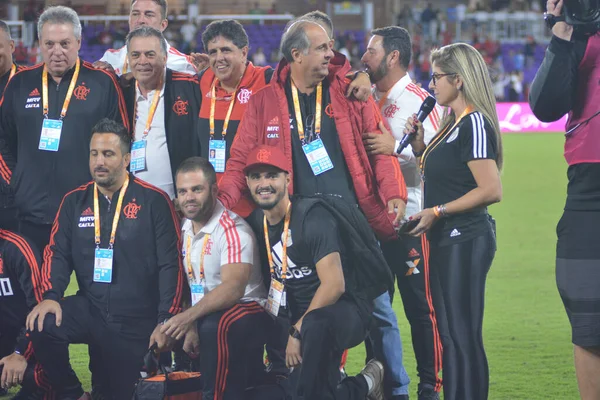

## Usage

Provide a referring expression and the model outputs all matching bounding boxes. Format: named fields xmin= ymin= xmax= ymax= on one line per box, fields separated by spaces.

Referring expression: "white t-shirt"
xmin=132 ymin=81 xmax=175 ymax=199
xmin=182 ymin=201 xmax=267 ymax=306
xmin=100 ymin=40 xmax=197 ymax=76
xmin=373 ymin=73 xmax=443 ymax=217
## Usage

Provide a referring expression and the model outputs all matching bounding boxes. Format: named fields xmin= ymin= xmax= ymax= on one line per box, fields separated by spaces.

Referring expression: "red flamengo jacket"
xmin=218 ymin=53 xmax=407 ymax=241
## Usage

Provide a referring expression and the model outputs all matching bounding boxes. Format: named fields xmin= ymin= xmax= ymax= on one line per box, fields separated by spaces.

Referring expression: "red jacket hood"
xmin=272 ymin=51 xmax=352 ymax=87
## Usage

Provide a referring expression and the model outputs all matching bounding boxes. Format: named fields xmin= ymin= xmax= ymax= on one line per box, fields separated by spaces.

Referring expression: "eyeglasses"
xmin=430 ymin=73 xmax=456 ymax=85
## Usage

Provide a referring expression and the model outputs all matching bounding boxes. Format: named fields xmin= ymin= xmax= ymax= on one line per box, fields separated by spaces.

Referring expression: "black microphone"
xmin=396 ymin=96 xmax=437 ymax=154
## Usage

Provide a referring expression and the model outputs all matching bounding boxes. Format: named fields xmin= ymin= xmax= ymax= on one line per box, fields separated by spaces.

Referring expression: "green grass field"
xmin=5 ymin=132 xmax=580 ymax=399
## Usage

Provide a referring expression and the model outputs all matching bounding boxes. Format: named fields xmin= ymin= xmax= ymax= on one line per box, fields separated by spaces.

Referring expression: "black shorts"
xmin=556 ymin=210 xmax=600 ymax=347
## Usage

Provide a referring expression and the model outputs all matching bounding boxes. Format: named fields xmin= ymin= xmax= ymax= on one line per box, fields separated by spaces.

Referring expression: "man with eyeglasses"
xmin=361 ymin=26 xmax=443 ymax=400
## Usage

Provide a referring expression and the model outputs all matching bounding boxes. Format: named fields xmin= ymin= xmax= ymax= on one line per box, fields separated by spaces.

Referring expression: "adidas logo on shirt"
xmin=450 ymin=229 xmax=461 ymax=238
xmin=408 ymin=248 xmax=420 ymax=258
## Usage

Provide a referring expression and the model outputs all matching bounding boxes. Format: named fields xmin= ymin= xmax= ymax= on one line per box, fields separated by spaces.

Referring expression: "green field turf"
xmin=4 ymin=132 xmax=580 ymax=399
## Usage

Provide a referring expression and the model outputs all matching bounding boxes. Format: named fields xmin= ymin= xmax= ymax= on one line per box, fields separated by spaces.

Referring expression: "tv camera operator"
xmin=530 ymin=0 xmax=600 ymax=398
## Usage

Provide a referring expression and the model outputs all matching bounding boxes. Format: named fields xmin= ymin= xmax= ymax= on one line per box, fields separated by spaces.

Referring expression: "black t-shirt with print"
xmin=422 ymin=111 xmax=498 ymax=245
xmin=284 ymin=77 xmax=358 ymax=205
xmin=248 ymin=203 xmax=350 ymax=323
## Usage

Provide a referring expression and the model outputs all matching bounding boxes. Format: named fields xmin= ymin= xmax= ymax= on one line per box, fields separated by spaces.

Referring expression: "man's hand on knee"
xmin=0 ymin=353 xmax=27 ymax=389
xmin=26 ymin=299 xmax=62 ymax=332
xmin=182 ymin=326 xmax=200 ymax=359
xmin=285 ymin=336 xmax=302 ymax=369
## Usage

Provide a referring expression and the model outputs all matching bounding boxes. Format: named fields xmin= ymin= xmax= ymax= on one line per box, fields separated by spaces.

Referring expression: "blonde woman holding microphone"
xmin=404 ymin=43 xmax=503 ymax=400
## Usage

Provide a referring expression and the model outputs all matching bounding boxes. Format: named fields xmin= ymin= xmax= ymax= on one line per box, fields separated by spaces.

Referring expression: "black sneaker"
xmin=417 ymin=384 xmax=440 ymax=400
xmin=360 ymin=359 xmax=385 ymax=400
xmin=0 ymin=388 xmax=7 ymax=397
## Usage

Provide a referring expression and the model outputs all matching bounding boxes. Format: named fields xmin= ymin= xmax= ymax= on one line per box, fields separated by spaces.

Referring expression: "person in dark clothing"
xmin=243 ymin=145 xmax=385 ymax=400
xmin=405 ymin=43 xmax=502 ymax=400
xmin=0 ymin=229 xmax=53 ymax=399
xmin=0 ymin=6 xmax=129 ymax=253
xmin=529 ymin=0 xmax=600 ymax=396
xmin=26 ymin=119 xmax=184 ymax=400
xmin=0 ymin=21 xmax=25 ymax=232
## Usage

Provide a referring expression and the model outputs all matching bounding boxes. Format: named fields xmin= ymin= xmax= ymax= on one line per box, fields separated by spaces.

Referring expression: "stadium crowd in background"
xmin=0 ymin=0 xmax=547 ymax=102
xmin=0 ymin=0 xmax=513 ymax=399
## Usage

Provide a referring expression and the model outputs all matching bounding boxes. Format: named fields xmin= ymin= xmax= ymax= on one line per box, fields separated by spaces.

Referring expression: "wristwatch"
xmin=289 ymin=325 xmax=302 ymax=340
xmin=544 ymin=12 xmax=565 ymax=29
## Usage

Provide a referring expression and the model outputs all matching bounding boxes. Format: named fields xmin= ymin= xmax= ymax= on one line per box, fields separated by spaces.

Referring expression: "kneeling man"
xmin=161 ymin=157 xmax=269 ymax=400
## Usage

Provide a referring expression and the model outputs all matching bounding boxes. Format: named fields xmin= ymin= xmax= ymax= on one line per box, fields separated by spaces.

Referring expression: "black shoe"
xmin=0 ymin=387 xmax=7 ymax=397
xmin=417 ymin=384 xmax=440 ymax=400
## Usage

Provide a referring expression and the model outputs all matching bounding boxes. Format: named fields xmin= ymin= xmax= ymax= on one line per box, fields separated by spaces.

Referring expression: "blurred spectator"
xmin=509 ymin=49 xmax=525 ymax=72
xmin=473 ymin=35 xmax=484 ymax=52
xmin=181 ymin=38 xmax=198 ymax=54
xmin=493 ymin=72 xmax=509 ymax=101
xmin=180 ymin=20 xmax=198 ymax=50
xmin=22 ymin=1 xmax=36 ymax=48
xmin=397 ymin=4 xmax=414 ymax=29
xmin=456 ymin=2 xmax=467 ymax=22
xmin=112 ymin=24 xmax=127 ymax=49
xmin=446 ymin=3 xmax=458 ymax=26
xmin=420 ymin=3 xmax=437 ymax=39
xmin=28 ymin=40 xmax=40 ymax=65
xmin=268 ymin=2 xmax=277 ymax=14
xmin=14 ymin=41 xmax=27 ymax=65
xmin=483 ymin=36 xmax=500 ymax=60
xmin=418 ymin=47 xmax=431 ymax=80
xmin=492 ymin=57 xmax=505 ymax=75
xmin=97 ymin=31 xmax=113 ymax=47
xmin=249 ymin=2 xmax=263 ymax=24
xmin=508 ymin=70 xmax=523 ymax=101
xmin=252 ymin=47 xmax=267 ymax=66
xmin=524 ymin=35 xmax=536 ymax=68
xmin=269 ymin=48 xmax=280 ymax=63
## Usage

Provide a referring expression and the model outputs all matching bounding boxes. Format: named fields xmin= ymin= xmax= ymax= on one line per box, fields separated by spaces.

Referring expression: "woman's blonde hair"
xmin=430 ymin=43 xmax=503 ymax=170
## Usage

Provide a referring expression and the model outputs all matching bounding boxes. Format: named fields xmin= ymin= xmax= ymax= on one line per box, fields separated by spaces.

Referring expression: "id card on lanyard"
xmin=185 ymin=234 xmax=210 ymax=306
xmin=93 ymin=176 xmax=129 ymax=283
xmin=209 ymin=78 xmax=239 ymax=173
xmin=263 ymin=202 xmax=292 ymax=317
xmin=291 ymin=82 xmax=333 ymax=176
xmin=39 ymin=58 xmax=81 ymax=152
xmin=131 ymin=83 xmax=162 ymax=173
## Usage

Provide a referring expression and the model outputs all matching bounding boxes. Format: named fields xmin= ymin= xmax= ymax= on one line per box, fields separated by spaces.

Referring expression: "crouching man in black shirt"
xmin=244 ymin=145 xmax=386 ymax=400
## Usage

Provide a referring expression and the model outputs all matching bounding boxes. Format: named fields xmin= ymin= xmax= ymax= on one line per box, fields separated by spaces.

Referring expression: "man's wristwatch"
xmin=289 ymin=325 xmax=301 ymax=340
xmin=544 ymin=12 xmax=565 ymax=29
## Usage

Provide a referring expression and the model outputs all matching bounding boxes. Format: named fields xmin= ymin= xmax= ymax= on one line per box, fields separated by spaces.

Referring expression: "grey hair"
xmin=126 ymin=26 xmax=167 ymax=56
xmin=0 ymin=21 xmax=12 ymax=40
xmin=281 ymin=19 xmax=323 ymax=62
xmin=38 ymin=6 xmax=82 ymax=40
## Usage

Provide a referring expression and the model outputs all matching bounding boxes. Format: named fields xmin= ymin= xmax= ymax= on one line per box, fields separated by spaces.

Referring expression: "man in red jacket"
xmin=218 ymin=19 xmax=407 ymax=241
